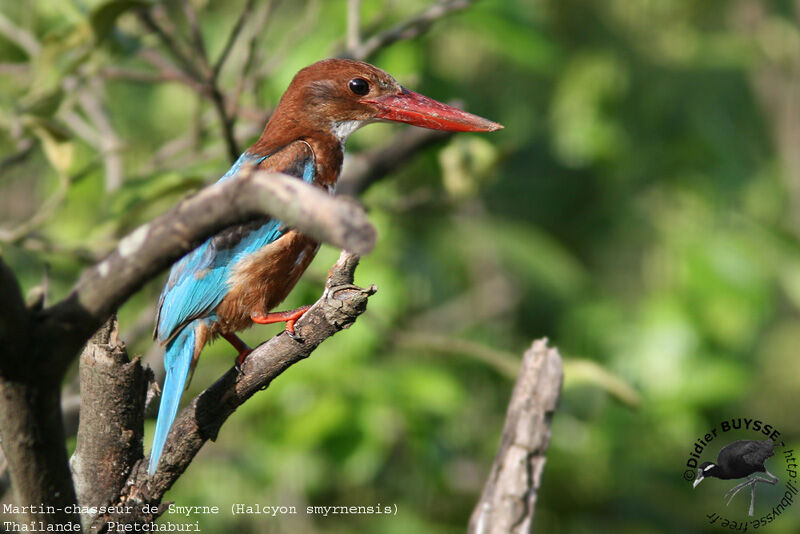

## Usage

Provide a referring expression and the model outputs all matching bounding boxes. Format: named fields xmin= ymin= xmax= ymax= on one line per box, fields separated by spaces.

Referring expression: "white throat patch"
xmin=331 ymin=120 xmax=364 ymax=145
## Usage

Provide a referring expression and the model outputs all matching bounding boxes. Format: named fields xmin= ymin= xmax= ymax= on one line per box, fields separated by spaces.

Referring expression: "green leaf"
xmin=439 ymin=136 xmax=500 ymax=199
xmin=32 ymin=26 xmax=93 ymax=97
xmin=24 ymin=116 xmax=74 ymax=173
xmin=20 ymin=88 xmax=64 ymax=118
xmin=90 ymin=0 xmax=151 ymax=42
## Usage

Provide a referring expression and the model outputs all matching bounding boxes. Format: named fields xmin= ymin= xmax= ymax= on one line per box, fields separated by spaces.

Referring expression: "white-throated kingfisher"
xmin=149 ymin=59 xmax=501 ymax=474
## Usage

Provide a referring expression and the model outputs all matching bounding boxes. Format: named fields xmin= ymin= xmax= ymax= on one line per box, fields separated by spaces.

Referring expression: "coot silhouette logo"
xmin=682 ymin=418 xmax=797 ymax=530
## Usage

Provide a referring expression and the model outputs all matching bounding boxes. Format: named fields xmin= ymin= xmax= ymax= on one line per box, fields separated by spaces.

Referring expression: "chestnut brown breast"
xmin=215 ymin=230 xmax=319 ymax=333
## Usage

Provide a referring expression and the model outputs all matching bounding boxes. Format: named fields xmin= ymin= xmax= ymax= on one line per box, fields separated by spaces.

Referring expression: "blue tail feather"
xmin=148 ymin=322 xmax=197 ymax=475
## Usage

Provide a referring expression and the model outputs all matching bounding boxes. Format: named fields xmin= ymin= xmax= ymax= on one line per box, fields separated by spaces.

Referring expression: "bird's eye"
xmin=348 ymin=78 xmax=370 ymax=96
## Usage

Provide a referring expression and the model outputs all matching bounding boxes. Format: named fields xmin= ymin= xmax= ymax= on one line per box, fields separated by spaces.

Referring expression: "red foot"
xmin=222 ymin=332 xmax=252 ymax=370
xmin=251 ymin=305 xmax=312 ymax=338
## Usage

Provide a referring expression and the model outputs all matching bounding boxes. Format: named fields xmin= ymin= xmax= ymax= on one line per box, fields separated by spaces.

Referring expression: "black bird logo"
xmin=693 ymin=439 xmax=779 ymax=516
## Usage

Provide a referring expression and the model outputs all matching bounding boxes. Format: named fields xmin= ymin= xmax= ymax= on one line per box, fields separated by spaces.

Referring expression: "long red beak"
xmin=367 ymin=88 xmax=503 ymax=132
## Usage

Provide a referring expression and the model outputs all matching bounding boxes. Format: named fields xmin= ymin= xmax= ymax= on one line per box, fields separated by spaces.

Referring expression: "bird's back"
xmin=717 ymin=440 xmax=774 ymax=478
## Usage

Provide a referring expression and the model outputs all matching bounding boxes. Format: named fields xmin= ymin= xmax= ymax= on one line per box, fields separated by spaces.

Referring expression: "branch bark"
xmin=0 ymin=256 xmax=78 ymax=524
xmin=469 ymin=339 xmax=563 ymax=534
xmin=42 ymin=168 xmax=376 ymax=381
xmin=71 ymin=316 xmax=151 ymax=529
xmin=0 ymin=261 xmax=78 ymax=526
xmin=0 ymin=169 xmax=374 ymax=527
xmin=88 ymin=252 xmax=376 ymax=528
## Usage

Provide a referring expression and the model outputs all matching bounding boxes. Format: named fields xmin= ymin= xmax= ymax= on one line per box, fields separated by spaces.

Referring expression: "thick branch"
xmin=71 ymin=316 xmax=151 ymax=529
xmin=0 ymin=448 xmax=8 ymax=499
xmin=42 ymin=169 xmax=376 ymax=380
xmin=0 ymin=256 xmax=28 ymax=366
xmin=469 ymin=339 xmax=563 ymax=534
xmin=0 ymin=258 xmax=79 ymax=526
xmin=0 ymin=384 xmax=77 ymax=526
xmin=92 ymin=252 xmax=375 ymax=527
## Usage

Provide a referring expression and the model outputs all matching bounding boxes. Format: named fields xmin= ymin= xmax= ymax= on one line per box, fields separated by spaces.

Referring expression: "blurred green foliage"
xmin=2 ymin=0 xmax=800 ymax=532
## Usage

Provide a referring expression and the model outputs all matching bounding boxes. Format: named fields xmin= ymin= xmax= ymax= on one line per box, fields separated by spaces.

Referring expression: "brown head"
xmin=259 ymin=58 xmax=502 ymax=151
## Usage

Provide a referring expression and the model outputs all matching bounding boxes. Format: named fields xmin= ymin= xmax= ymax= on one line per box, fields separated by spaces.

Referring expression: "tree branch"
xmin=0 ymin=255 xmax=27 ymax=359
xmin=347 ymin=0 xmax=361 ymax=51
xmin=347 ymin=0 xmax=473 ymax=61
xmin=0 ymin=11 xmax=40 ymax=57
xmin=469 ymin=339 xmax=563 ymax=534
xmin=0 ymin=260 xmax=77 ymax=527
xmin=42 ymin=168 xmax=376 ymax=381
xmin=137 ymin=9 xmax=202 ymax=81
xmin=338 ymin=127 xmax=452 ymax=196
xmin=0 ymin=448 xmax=9 ymax=500
xmin=88 ymin=251 xmax=375 ymax=527
xmin=76 ymin=78 xmax=124 ymax=192
xmin=71 ymin=316 xmax=151 ymax=529
xmin=180 ymin=0 xmax=210 ymax=77
xmin=213 ymin=0 xmax=255 ymax=80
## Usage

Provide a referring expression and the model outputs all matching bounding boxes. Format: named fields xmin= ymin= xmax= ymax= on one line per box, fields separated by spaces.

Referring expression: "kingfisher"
xmin=148 ymin=58 xmax=501 ymax=475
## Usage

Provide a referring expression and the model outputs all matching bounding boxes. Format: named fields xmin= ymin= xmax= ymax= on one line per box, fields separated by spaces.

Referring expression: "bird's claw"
xmin=234 ymin=348 xmax=252 ymax=374
xmin=285 ymin=320 xmax=303 ymax=342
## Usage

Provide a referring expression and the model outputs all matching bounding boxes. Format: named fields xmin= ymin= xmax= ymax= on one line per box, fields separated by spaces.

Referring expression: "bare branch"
xmin=347 ymin=0 xmax=361 ymax=51
xmin=91 ymin=252 xmax=375 ymax=526
xmin=137 ymin=9 xmax=202 ymax=81
xmin=395 ymin=332 xmax=520 ymax=379
xmin=231 ymin=0 xmax=275 ymax=116
xmin=0 ymin=255 xmax=28 ymax=364
xmin=208 ymin=84 xmax=240 ymax=162
xmin=61 ymin=393 xmax=81 ymax=439
xmin=0 ymin=62 xmax=30 ymax=75
xmin=0 ymin=11 xmax=40 ymax=57
xmin=0 ymin=447 xmax=9 ymax=500
xmin=213 ymin=0 xmax=255 ymax=80
xmin=0 ymin=171 xmax=70 ymax=243
xmin=0 ymin=137 xmax=35 ymax=174
xmin=338 ymin=127 xmax=452 ymax=196
xmin=42 ymin=168 xmax=375 ymax=379
xmin=0 ymin=384 xmax=79 ymax=526
xmin=180 ymin=0 xmax=210 ymax=77
xmin=136 ymin=3 xmax=242 ymax=161
xmin=133 ymin=49 xmax=206 ymax=92
xmin=77 ymin=78 xmax=124 ymax=191
xmin=469 ymin=339 xmax=563 ymax=534
xmin=72 ymin=317 xmax=151 ymax=528
xmin=0 ymin=260 xmax=79 ymax=527
xmin=347 ymin=0 xmax=472 ymax=61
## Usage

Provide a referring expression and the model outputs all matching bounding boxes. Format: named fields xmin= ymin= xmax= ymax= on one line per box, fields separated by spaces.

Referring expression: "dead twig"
xmin=347 ymin=0 xmax=473 ymax=61
xmin=469 ymin=339 xmax=563 ymax=534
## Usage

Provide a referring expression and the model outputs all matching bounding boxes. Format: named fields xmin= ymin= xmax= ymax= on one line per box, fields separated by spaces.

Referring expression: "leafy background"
xmin=1 ymin=0 xmax=800 ymax=532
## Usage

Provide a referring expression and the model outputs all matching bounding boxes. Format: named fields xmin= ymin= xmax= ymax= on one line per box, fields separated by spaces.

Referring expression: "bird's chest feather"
xmin=215 ymin=230 xmax=319 ymax=333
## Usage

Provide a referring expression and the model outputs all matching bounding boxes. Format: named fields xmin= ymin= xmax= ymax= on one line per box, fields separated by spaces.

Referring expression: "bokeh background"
xmin=1 ymin=0 xmax=800 ymax=532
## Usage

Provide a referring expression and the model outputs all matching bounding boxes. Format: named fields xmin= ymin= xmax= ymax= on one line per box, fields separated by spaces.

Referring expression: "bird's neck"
xmin=250 ymin=114 xmax=345 ymax=190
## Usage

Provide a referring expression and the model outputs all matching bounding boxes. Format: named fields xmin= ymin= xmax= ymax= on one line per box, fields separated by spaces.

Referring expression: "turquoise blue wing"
xmin=154 ymin=142 xmax=316 ymax=343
